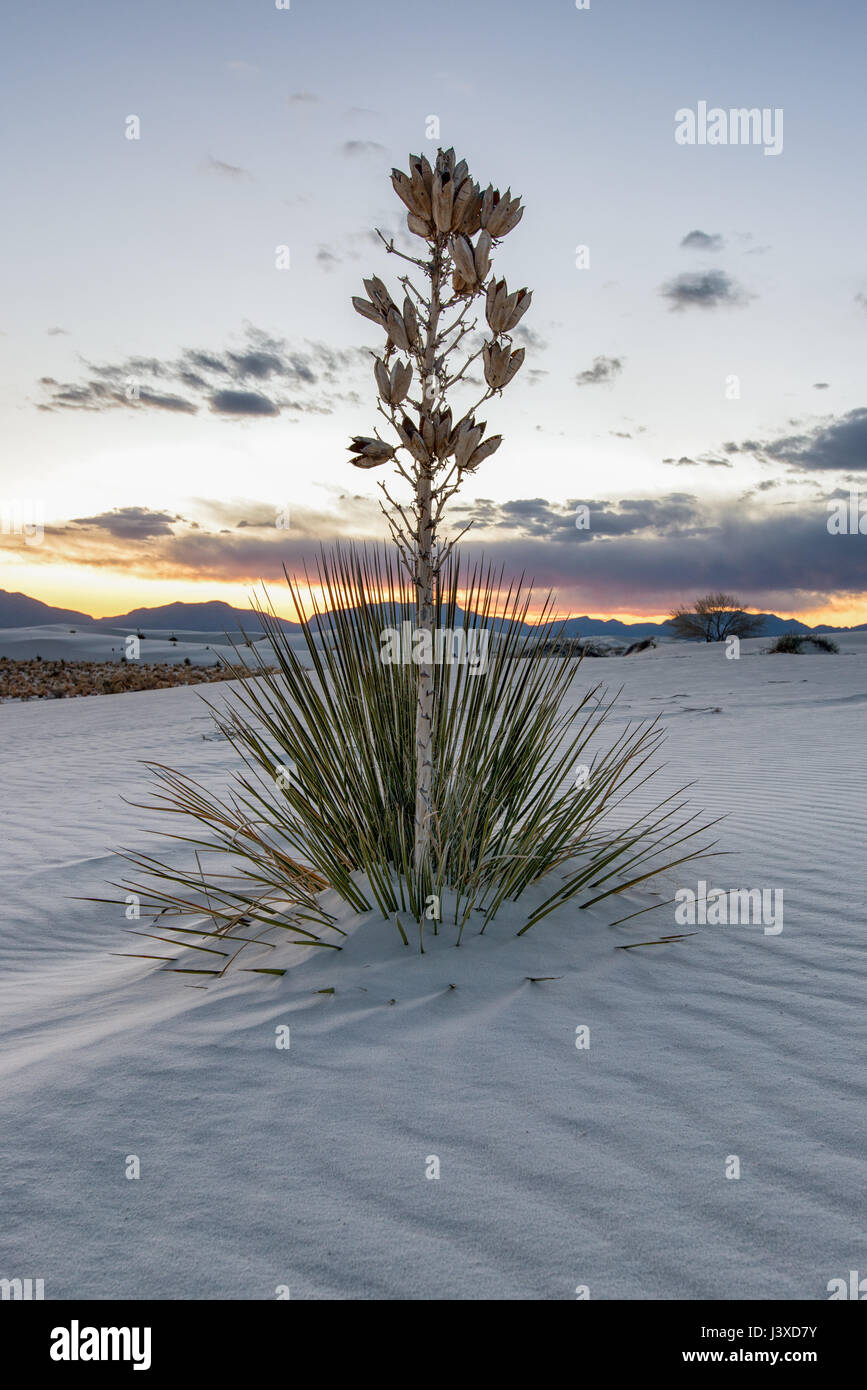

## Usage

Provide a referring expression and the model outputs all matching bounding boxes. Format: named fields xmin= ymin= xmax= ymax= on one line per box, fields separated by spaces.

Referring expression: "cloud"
xmin=20 ymin=495 xmax=865 ymax=618
xmin=680 ymin=230 xmax=725 ymax=252
xmin=663 ymin=454 xmax=733 ymax=469
xmin=856 ymin=293 xmax=867 ymax=312
xmin=208 ymin=389 xmax=280 ymax=417
xmin=46 ymin=326 xmax=68 ymax=336
xmin=289 ymin=90 xmax=318 ymax=103
xmin=342 ymin=140 xmax=385 ymax=157
xmin=575 ymin=356 xmax=623 ymax=386
xmin=37 ymin=377 xmax=198 ymax=414
xmin=660 ymin=270 xmax=748 ymax=310
xmin=226 ymin=61 xmax=259 ymax=75
xmin=37 ymin=325 xmax=370 ymax=418
xmin=734 ymin=407 xmax=867 ymax=474
xmin=316 ymin=246 xmax=342 ymax=271
xmin=64 ymin=508 xmax=184 ymax=539
xmin=512 ymin=323 xmax=549 ymax=352
xmin=813 ymin=382 xmax=830 ymax=390
xmin=205 ymin=155 xmax=251 ymax=179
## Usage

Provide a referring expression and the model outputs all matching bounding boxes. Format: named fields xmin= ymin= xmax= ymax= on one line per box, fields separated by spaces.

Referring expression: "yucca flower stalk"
xmin=348 ymin=148 xmax=531 ymax=897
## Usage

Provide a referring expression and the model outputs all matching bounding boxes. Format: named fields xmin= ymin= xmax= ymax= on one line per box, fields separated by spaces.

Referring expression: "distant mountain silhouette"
xmin=0 ymin=588 xmax=863 ymax=638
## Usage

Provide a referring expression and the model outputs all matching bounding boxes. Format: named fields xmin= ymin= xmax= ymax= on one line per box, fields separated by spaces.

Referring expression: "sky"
xmin=1 ymin=0 xmax=865 ymax=624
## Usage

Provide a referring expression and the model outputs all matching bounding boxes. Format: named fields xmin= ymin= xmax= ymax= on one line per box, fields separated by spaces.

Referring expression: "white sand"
xmin=0 ymin=634 xmax=865 ymax=1299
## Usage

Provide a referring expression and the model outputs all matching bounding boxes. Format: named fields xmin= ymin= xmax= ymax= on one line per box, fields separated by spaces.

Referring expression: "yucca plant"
xmin=105 ymin=546 xmax=717 ymax=966
xmin=102 ymin=149 xmax=717 ymax=971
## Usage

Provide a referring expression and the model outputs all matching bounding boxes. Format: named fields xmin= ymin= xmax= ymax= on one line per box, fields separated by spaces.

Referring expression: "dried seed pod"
xmin=486 ymin=276 xmax=501 ymax=322
xmin=449 ymin=235 xmax=477 ymax=285
xmin=451 ymin=271 xmax=475 ymax=298
xmin=450 ymin=177 xmax=476 ymax=232
xmin=454 ymin=418 xmax=485 ymax=470
xmin=437 ymin=147 xmax=457 ymax=178
xmin=390 ymin=359 xmax=412 ymax=405
xmin=434 ymin=407 xmax=453 ymax=457
xmin=485 ymin=278 xmax=509 ymax=333
xmin=374 ymin=357 xmax=391 ymax=400
xmin=459 ymin=183 xmax=483 ymax=236
xmin=496 ymin=200 xmax=524 ymax=236
xmin=402 ymin=295 xmax=419 ymax=346
xmin=486 ymin=191 xmax=524 ymax=238
xmin=348 ymin=436 xmax=396 ymax=468
xmin=473 ymin=230 xmax=492 ymax=282
xmin=483 ymin=341 xmax=511 ymax=389
xmin=391 ymin=169 xmax=425 ymax=218
xmin=452 ymin=158 xmax=469 ymax=187
xmin=407 ymin=430 xmax=430 ymax=466
xmin=421 ymin=415 xmax=436 ymax=453
xmin=352 ymin=296 xmax=384 ymax=325
xmin=431 ymin=172 xmax=455 ymax=233
xmin=467 ymin=435 xmax=502 ymax=469
xmin=485 ymin=189 xmax=512 ymax=237
xmin=407 ymin=211 xmax=435 ymax=239
xmin=410 ymin=153 xmax=435 ymax=199
xmin=503 ymin=347 xmax=525 ymax=387
xmin=502 ymin=288 xmax=532 ymax=332
xmin=386 ymin=306 xmax=410 ymax=352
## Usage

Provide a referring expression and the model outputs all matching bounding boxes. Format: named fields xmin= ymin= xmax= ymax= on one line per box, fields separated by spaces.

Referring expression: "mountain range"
xmin=2 ymin=589 xmax=863 ymax=639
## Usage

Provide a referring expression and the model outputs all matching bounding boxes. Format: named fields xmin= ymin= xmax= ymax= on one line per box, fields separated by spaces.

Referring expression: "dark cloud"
xmin=449 ymin=494 xmax=701 ymax=540
xmin=36 ymin=326 xmax=369 ymax=417
xmin=576 ymin=355 xmax=623 ymax=386
xmin=64 ymin=508 xmax=183 ymax=539
xmin=209 ymin=390 xmax=280 ymax=417
xmin=46 ymin=326 xmax=68 ymax=336
xmin=36 ymin=378 xmax=198 ymax=414
xmin=25 ymin=495 xmax=865 ymax=617
xmin=855 ymin=293 xmax=867 ymax=311
xmin=316 ymin=246 xmax=342 ymax=271
xmin=288 ymin=90 xmax=317 ymax=103
xmin=737 ymin=408 xmax=867 ymax=474
xmin=680 ymin=230 xmax=725 ymax=252
xmin=813 ymin=382 xmax=830 ymax=390
xmin=660 ymin=270 xmax=747 ymax=310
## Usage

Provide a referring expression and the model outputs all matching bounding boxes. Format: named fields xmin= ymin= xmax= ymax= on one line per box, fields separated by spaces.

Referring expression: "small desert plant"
xmin=668 ymin=593 xmax=763 ymax=642
xmin=768 ymin=632 xmax=838 ymax=654
xmin=105 ymin=547 xmax=717 ymax=964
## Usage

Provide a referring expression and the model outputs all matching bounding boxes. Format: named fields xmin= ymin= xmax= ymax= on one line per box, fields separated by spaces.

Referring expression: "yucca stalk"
xmin=348 ymin=148 xmax=531 ymax=896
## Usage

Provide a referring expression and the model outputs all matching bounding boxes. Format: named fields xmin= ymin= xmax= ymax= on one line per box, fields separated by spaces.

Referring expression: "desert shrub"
xmin=769 ymin=633 xmax=838 ymax=654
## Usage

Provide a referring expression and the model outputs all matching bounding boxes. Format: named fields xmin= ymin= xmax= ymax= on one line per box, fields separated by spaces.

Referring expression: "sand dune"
xmin=0 ymin=636 xmax=864 ymax=1298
